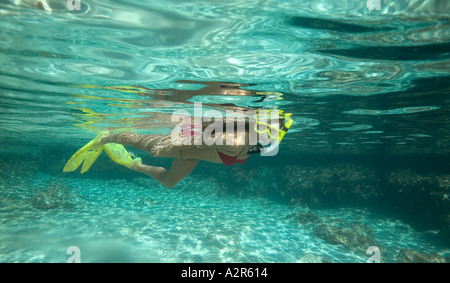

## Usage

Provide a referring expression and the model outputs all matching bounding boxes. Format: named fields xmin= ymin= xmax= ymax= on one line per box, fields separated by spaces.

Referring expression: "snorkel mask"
xmin=247 ymin=110 xmax=293 ymax=156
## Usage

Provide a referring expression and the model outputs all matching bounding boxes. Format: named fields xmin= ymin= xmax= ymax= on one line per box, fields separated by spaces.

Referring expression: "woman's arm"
xmin=131 ymin=158 xmax=199 ymax=188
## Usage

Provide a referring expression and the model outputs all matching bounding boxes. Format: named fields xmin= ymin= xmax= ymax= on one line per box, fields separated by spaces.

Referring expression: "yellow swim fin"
xmin=63 ymin=150 xmax=87 ymax=172
xmin=80 ymin=147 xmax=103 ymax=173
xmin=63 ymin=132 xmax=106 ymax=173
xmin=104 ymin=143 xmax=142 ymax=168
xmin=63 ymin=132 xmax=141 ymax=173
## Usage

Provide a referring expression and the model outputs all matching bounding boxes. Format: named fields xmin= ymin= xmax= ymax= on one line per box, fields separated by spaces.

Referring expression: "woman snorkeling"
xmin=63 ymin=109 xmax=293 ymax=188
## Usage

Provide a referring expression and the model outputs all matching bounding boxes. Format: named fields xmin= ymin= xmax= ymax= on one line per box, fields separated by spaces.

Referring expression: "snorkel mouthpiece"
xmin=247 ymin=141 xmax=264 ymax=155
xmin=247 ymin=140 xmax=280 ymax=156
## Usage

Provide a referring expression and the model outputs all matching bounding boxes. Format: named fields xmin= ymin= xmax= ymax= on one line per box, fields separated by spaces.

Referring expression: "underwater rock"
xmin=383 ymin=169 xmax=450 ymax=231
xmin=277 ymin=160 xmax=450 ymax=244
xmin=396 ymin=249 xmax=446 ymax=263
xmin=313 ymin=221 xmax=377 ymax=253
xmin=32 ymin=182 xmax=79 ymax=210
xmin=286 ymin=210 xmax=322 ymax=225
xmin=279 ymin=163 xmax=378 ymax=209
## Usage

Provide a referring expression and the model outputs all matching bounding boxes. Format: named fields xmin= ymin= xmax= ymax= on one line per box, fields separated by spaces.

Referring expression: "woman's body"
xmin=99 ymin=130 xmax=254 ymax=188
xmin=64 ymin=112 xmax=292 ymax=188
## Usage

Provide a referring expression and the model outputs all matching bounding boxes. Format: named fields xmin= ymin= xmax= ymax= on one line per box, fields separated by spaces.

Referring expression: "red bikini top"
xmin=179 ymin=121 xmax=249 ymax=166
xmin=217 ymin=151 xmax=249 ymax=166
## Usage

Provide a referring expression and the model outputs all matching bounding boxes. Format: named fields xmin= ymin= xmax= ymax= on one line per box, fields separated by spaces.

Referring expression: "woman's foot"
xmin=97 ymin=131 xmax=112 ymax=145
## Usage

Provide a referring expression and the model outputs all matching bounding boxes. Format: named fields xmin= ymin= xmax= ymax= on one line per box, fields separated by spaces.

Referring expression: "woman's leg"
xmin=100 ymin=132 xmax=198 ymax=188
xmin=131 ymin=158 xmax=199 ymax=188
xmin=100 ymin=132 xmax=157 ymax=152
xmin=100 ymin=132 xmax=181 ymax=157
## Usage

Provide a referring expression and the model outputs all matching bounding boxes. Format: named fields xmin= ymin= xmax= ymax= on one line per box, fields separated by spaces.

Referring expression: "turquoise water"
xmin=1 ymin=0 xmax=450 ymax=263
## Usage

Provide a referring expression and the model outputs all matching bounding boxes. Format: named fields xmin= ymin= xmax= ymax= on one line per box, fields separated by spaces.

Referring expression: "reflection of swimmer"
xmin=63 ymin=112 xmax=293 ymax=188
xmin=69 ymin=82 xmax=285 ymax=134
xmin=88 ymin=80 xmax=281 ymax=108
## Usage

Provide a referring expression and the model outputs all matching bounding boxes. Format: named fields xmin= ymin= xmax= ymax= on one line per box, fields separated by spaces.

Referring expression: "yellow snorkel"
xmin=278 ymin=115 xmax=294 ymax=142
